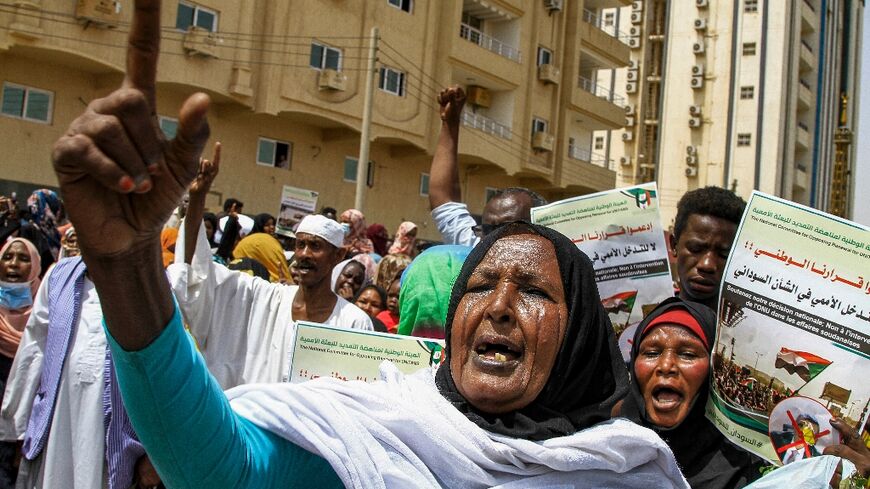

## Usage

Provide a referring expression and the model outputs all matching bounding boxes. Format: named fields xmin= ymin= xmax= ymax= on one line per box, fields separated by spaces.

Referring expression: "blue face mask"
xmin=0 ymin=280 xmax=33 ymax=310
xmin=340 ymin=223 xmax=351 ymax=236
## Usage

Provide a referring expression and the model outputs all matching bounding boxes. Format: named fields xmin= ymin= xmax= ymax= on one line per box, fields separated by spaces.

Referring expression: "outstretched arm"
xmin=428 ymin=86 xmax=466 ymax=210
xmin=184 ymin=142 xmax=221 ymax=264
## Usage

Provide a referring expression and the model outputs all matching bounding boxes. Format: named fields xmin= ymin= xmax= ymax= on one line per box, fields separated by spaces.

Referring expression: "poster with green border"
xmin=707 ymin=191 xmax=870 ymax=464
xmin=276 ymin=185 xmax=318 ymax=236
xmin=288 ymin=322 xmax=445 ymax=384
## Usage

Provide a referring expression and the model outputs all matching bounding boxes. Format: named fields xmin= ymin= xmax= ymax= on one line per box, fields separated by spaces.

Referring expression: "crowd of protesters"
xmin=0 ymin=4 xmax=868 ymax=488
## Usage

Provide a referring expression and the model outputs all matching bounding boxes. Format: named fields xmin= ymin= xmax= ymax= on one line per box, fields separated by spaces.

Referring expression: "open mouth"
xmin=3 ymin=272 xmax=23 ymax=282
xmin=296 ymin=262 xmax=316 ymax=274
xmin=651 ymin=386 xmax=684 ymax=411
xmin=472 ymin=334 xmax=523 ymax=366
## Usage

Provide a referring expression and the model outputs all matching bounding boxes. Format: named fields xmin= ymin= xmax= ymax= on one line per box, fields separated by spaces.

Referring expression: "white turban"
xmin=295 ymin=215 xmax=345 ymax=249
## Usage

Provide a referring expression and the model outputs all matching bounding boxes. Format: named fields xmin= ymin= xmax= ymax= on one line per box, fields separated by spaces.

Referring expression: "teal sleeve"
xmin=106 ymin=307 xmax=343 ymax=489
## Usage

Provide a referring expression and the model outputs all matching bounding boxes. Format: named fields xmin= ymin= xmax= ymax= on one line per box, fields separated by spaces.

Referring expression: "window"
xmin=531 ymin=117 xmax=548 ymax=136
xmin=310 ymin=42 xmax=342 ymax=71
xmin=176 ymin=2 xmax=218 ymax=32
xmin=461 ymin=12 xmax=483 ymax=30
xmin=257 ymin=137 xmax=292 ymax=170
xmin=537 ymin=46 xmax=553 ymax=66
xmin=419 ymin=173 xmax=430 ymax=196
xmin=158 ymin=116 xmax=179 ymax=139
xmin=744 ymin=0 xmax=758 ymax=13
xmin=740 ymin=86 xmax=755 ymax=100
xmin=604 ymin=12 xmax=615 ymax=27
xmin=737 ymin=133 xmax=752 ymax=146
xmin=742 ymin=42 xmax=757 ymax=55
xmin=388 ymin=0 xmax=412 ymax=13
xmin=343 ymin=157 xmax=375 ymax=186
xmin=378 ymin=67 xmax=406 ymax=96
xmin=1 ymin=82 xmax=52 ymax=123
xmin=594 ymin=136 xmax=604 ymax=150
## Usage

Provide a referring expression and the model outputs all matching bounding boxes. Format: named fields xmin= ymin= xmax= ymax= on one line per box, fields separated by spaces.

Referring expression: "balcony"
xmin=461 ymin=110 xmax=512 ymax=139
xmin=798 ymin=78 xmax=813 ymax=111
xmin=793 ymin=163 xmax=809 ymax=190
xmin=570 ymin=76 xmax=627 ymax=129
xmin=801 ymin=0 xmax=818 ymax=33
xmin=578 ymin=11 xmax=631 ymax=67
xmin=799 ymin=39 xmax=815 ymax=71
xmin=568 ymin=144 xmax=614 ymax=170
xmin=796 ymin=121 xmax=811 ymax=150
xmin=560 ymin=151 xmax=616 ymax=191
xmin=459 ymin=23 xmax=521 ymax=63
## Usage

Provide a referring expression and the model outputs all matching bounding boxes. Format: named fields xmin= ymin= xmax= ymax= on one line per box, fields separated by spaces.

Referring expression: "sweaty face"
xmin=671 ymin=214 xmax=737 ymax=305
xmin=386 ymin=279 xmax=400 ymax=314
xmin=482 ymin=194 xmax=533 ymax=227
xmin=355 ymin=288 xmax=384 ymax=318
xmin=0 ymin=242 xmax=32 ymax=283
xmin=450 ymin=234 xmax=568 ymax=414
xmin=335 ymin=261 xmax=365 ymax=300
xmin=634 ymin=324 xmax=709 ymax=428
xmin=294 ymin=233 xmax=344 ymax=288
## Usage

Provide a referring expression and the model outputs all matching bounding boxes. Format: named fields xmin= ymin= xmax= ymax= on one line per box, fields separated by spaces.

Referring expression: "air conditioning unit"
xmin=622 ymin=131 xmax=634 ymax=142
xmin=696 ymin=0 xmax=709 ymax=7
xmin=686 ymin=155 xmax=699 ymax=166
xmin=629 ymin=26 xmax=642 ymax=37
xmin=625 ymin=116 xmax=636 ymax=127
xmin=686 ymin=145 xmax=698 ymax=155
xmin=466 ymin=85 xmax=491 ymax=108
xmin=691 ymin=76 xmax=704 ymax=89
xmin=544 ymin=0 xmax=564 ymax=11
xmin=630 ymin=12 xmax=642 ymax=24
xmin=627 ymin=70 xmax=638 ymax=82
xmin=628 ymin=37 xmax=641 ymax=49
xmin=628 ymin=60 xmax=639 ymax=70
xmin=632 ymin=0 xmax=643 ymax=12
xmin=75 ymin=0 xmax=122 ymax=27
xmin=620 ymin=156 xmax=633 ymax=166
xmin=693 ymin=42 xmax=705 ymax=54
xmin=537 ymin=64 xmax=561 ymax=84
xmin=688 ymin=116 xmax=702 ymax=128
xmin=182 ymin=26 xmax=220 ymax=58
xmin=532 ymin=132 xmax=555 ymax=152
xmin=685 ymin=166 xmax=699 ymax=177
xmin=626 ymin=81 xmax=638 ymax=93
xmin=318 ymin=68 xmax=347 ymax=91
xmin=624 ymin=104 xmax=636 ymax=115
xmin=689 ymin=105 xmax=702 ymax=116
xmin=691 ymin=64 xmax=705 ymax=76
xmin=694 ymin=18 xmax=707 ymax=30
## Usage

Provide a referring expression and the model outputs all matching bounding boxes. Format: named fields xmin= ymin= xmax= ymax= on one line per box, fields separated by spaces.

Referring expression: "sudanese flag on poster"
xmin=601 ymin=291 xmax=638 ymax=315
xmin=775 ymin=348 xmax=832 ymax=383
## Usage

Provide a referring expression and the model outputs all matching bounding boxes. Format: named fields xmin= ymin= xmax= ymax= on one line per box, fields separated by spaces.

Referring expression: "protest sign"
xmin=276 ymin=185 xmax=318 ymax=236
xmin=288 ymin=322 xmax=445 ymax=384
xmin=531 ymin=183 xmax=673 ymax=360
xmin=707 ymin=191 xmax=870 ymax=464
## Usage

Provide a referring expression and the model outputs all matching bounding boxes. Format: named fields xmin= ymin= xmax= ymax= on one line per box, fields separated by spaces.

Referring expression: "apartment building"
xmin=0 ymin=0 xmax=633 ymax=240
xmin=595 ymin=0 xmax=863 ymax=225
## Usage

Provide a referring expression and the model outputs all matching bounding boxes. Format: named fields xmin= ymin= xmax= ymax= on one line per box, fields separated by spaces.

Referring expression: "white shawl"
xmin=227 ymin=362 xmax=689 ymax=489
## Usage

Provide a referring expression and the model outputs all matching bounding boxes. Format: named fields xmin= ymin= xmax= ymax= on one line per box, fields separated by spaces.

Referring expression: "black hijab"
xmin=620 ymin=297 xmax=766 ymax=488
xmin=252 ymin=213 xmax=275 ymax=234
xmin=435 ymin=222 xmax=629 ymax=441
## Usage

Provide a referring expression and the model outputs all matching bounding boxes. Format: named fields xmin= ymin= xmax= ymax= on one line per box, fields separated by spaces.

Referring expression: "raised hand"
xmin=51 ymin=0 xmax=210 ymax=259
xmin=190 ymin=142 xmax=221 ymax=197
xmin=438 ymin=86 xmax=467 ymax=126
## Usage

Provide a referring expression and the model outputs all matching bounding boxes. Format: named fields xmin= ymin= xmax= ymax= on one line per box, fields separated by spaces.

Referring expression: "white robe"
xmin=0 ymin=268 xmax=110 ymax=489
xmin=228 ymin=362 xmax=691 ymax=489
xmin=168 ymin=222 xmax=372 ymax=389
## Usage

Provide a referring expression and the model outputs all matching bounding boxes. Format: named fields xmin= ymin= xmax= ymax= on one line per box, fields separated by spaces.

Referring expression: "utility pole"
xmin=355 ymin=27 xmax=379 ymax=212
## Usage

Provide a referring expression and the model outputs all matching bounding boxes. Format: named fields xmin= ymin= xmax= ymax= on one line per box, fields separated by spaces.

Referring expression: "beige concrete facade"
xmin=595 ymin=0 xmax=862 ymax=227
xmin=1 ymin=0 xmax=632 ymax=240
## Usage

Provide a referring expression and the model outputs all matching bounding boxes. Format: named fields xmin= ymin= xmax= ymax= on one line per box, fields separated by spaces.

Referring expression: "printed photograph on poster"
xmin=276 ymin=185 xmax=318 ymax=236
xmin=707 ymin=191 xmax=870 ymax=464
xmin=531 ymin=183 xmax=673 ymax=361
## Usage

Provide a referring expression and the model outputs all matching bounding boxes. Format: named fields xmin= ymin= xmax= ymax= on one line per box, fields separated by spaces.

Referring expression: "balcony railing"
xmin=568 ymin=144 xmax=614 ymax=170
xmin=582 ymin=9 xmax=631 ymax=44
xmin=578 ymin=76 xmax=626 ymax=108
xmin=459 ymin=23 xmax=521 ymax=63
xmin=462 ymin=110 xmax=512 ymax=140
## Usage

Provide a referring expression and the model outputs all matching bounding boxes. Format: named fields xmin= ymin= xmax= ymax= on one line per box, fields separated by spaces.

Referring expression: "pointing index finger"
xmin=123 ymin=0 xmax=161 ymax=110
